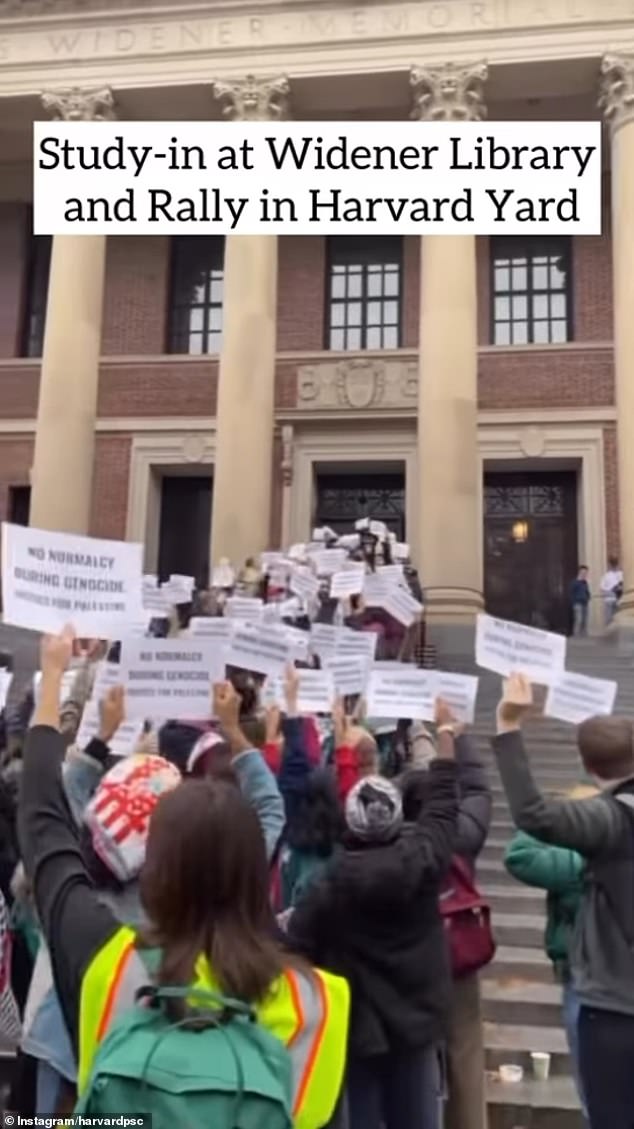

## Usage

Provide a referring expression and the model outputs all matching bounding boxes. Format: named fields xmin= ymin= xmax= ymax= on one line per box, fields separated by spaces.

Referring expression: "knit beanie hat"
xmin=345 ymin=776 xmax=403 ymax=843
xmin=83 ymin=754 xmax=181 ymax=883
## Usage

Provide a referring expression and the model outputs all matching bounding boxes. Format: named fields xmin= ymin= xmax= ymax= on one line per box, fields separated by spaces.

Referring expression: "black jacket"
xmin=454 ymin=734 xmax=492 ymax=860
xmin=494 ymin=728 xmax=634 ymax=1016
xmin=288 ymin=759 xmax=458 ymax=1057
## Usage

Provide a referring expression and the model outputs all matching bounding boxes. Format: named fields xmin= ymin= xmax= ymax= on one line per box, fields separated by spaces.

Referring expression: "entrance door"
xmin=157 ymin=475 xmax=212 ymax=587
xmin=484 ymin=471 xmax=578 ymax=633
xmin=315 ymin=471 xmax=405 ymax=539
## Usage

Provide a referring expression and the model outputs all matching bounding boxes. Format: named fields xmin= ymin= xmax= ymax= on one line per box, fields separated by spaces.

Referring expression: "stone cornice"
xmin=1 ymin=2 xmax=634 ymax=96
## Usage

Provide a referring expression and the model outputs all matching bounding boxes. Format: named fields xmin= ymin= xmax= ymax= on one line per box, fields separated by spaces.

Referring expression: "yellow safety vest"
xmin=78 ymin=926 xmax=349 ymax=1129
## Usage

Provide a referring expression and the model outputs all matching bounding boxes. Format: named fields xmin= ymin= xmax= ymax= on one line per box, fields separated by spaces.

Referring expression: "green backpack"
xmin=74 ymin=982 xmax=294 ymax=1129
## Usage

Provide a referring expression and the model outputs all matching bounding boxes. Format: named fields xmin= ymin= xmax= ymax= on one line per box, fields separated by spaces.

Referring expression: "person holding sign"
xmin=288 ymin=699 xmax=459 ymax=1129
xmin=17 ymin=626 xmax=349 ymax=1129
xmin=493 ymin=673 xmax=634 ymax=1129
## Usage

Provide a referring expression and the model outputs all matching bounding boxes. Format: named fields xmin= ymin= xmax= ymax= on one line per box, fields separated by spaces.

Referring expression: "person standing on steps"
xmin=570 ymin=566 xmax=591 ymax=637
xmin=600 ymin=557 xmax=624 ymax=629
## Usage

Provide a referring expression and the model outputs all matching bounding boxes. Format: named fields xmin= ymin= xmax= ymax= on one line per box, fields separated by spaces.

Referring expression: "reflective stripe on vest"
xmin=78 ymin=927 xmax=349 ymax=1129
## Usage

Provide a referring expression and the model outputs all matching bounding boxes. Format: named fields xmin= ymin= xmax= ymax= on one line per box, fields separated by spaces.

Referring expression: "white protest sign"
xmin=75 ymin=699 xmax=144 ymax=757
xmin=363 ymin=573 xmax=391 ymax=605
xmin=211 ymin=562 xmax=235 ymax=588
xmin=431 ymin=671 xmax=479 ymax=724
xmin=377 ymin=564 xmax=404 ymax=587
xmin=169 ymin=574 xmax=195 ymax=595
xmin=330 ymin=565 xmax=365 ymax=600
xmin=91 ymin=660 xmax=121 ymax=701
xmin=226 ymin=623 xmax=291 ymax=676
xmin=189 ymin=617 xmax=233 ymax=644
xmin=1 ymin=523 xmax=144 ymax=635
xmin=260 ymin=552 xmax=286 ymax=572
xmin=0 ymin=670 xmax=13 ymax=711
xmin=309 ymin=548 xmax=347 ymax=576
xmin=285 ymin=626 xmax=311 ymax=663
xmin=290 ymin=568 xmax=319 ymax=603
xmin=382 ymin=586 xmax=423 ymax=627
xmin=296 ymin=669 xmax=336 ymax=715
xmin=337 ymin=627 xmax=378 ymax=662
xmin=162 ymin=579 xmax=193 ymax=606
xmin=545 ymin=671 xmax=618 ymax=726
xmin=366 ymin=668 xmax=436 ymax=720
xmin=288 ymin=543 xmax=307 ymax=562
xmin=142 ymin=581 xmax=170 ymax=613
xmin=120 ymin=637 xmax=222 ymax=719
xmin=310 ymin=623 xmax=340 ymax=660
xmin=476 ymin=614 xmax=566 ymax=684
xmin=324 ymin=655 xmax=369 ymax=696
xmin=225 ymin=597 xmax=264 ymax=622
xmin=393 ymin=543 xmax=410 ymax=561
xmin=260 ymin=675 xmax=284 ymax=708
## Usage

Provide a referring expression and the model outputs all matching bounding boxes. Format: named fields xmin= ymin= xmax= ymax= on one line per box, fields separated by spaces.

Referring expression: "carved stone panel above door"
xmin=296 ymin=357 xmax=418 ymax=412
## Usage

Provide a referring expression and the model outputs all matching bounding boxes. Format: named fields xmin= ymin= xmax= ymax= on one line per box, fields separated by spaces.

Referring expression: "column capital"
xmin=410 ymin=61 xmax=487 ymax=122
xmin=41 ymin=86 xmax=116 ymax=121
xmin=212 ymin=74 xmax=291 ymax=121
xmin=599 ymin=54 xmax=634 ymax=134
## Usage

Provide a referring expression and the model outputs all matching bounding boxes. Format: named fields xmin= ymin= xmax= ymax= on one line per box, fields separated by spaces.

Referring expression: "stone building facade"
xmin=0 ymin=0 xmax=633 ymax=633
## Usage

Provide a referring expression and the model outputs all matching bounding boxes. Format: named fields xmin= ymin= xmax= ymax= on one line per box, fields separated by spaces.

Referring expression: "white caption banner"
xmin=226 ymin=623 xmax=291 ymax=676
xmin=120 ymin=637 xmax=222 ymax=719
xmin=366 ymin=668 xmax=436 ymax=721
xmin=1 ymin=523 xmax=144 ymax=635
xmin=476 ymin=613 xmax=566 ymax=685
xmin=545 ymin=671 xmax=618 ymax=726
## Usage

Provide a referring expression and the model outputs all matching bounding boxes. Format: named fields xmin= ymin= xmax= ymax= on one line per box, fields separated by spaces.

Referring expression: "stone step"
xmin=478 ymin=860 xmax=522 ymax=886
xmin=493 ymin=913 xmax=546 ymax=949
xmin=491 ymin=946 xmax=552 ymax=984
xmin=484 ymin=1021 xmax=572 ymax=1076
xmin=484 ymin=884 xmax=547 ymax=917
xmin=487 ymin=1075 xmax=581 ymax=1129
xmin=491 ymin=818 xmax=516 ymax=835
xmin=482 ymin=978 xmax=562 ymax=1027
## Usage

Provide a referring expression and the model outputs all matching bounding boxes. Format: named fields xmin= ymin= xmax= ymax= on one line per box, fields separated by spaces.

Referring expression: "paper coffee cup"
xmin=530 ymin=1052 xmax=551 ymax=1081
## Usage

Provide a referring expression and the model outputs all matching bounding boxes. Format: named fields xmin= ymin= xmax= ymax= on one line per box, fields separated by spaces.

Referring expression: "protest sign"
xmin=366 ymin=668 xmax=436 ymax=720
xmin=324 ymin=655 xmax=369 ymax=696
xmin=393 ymin=543 xmax=410 ymax=562
xmin=476 ymin=613 xmax=566 ymax=684
xmin=261 ymin=675 xmax=284 ymax=708
xmin=225 ymin=596 xmax=264 ymax=622
xmin=162 ymin=578 xmax=193 ymax=606
xmin=337 ymin=627 xmax=378 ymax=662
xmin=382 ymin=586 xmax=423 ymax=627
xmin=296 ymin=669 xmax=336 ymax=715
xmin=120 ymin=637 xmax=223 ymax=719
xmin=211 ymin=562 xmax=235 ymax=588
xmin=290 ymin=568 xmax=319 ymax=603
xmin=76 ymin=700 xmax=144 ymax=758
xmin=545 ymin=671 xmax=618 ymax=726
xmin=91 ymin=660 xmax=121 ymax=701
xmin=363 ymin=573 xmax=391 ymax=605
xmin=142 ymin=580 xmax=170 ymax=614
xmin=0 ymin=670 xmax=13 ymax=712
xmin=189 ymin=617 xmax=233 ymax=643
xmin=310 ymin=623 xmax=340 ymax=660
xmin=377 ymin=564 xmax=404 ymax=587
xmin=285 ymin=626 xmax=311 ymax=663
xmin=288 ymin=544 xmax=306 ymax=562
xmin=330 ymin=565 xmax=365 ymax=600
xmin=260 ymin=551 xmax=286 ymax=572
xmin=1 ymin=523 xmax=144 ymax=635
xmin=169 ymin=574 xmax=195 ymax=595
xmin=431 ymin=671 xmax=479 ymax=724
xmin=309 ymin=548 xmax=347 ymax=576
xmin=226 ymin=623 xmax=290 ymax=676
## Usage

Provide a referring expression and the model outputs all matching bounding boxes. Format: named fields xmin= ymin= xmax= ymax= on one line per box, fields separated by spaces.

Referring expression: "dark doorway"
xmin=157 ymin=475 xmax=212 ymax=587
xmin=315 ymin=470 xmax=405 ymax=539
xmin=484 ymin=470 xmax=578 ymax=633
xmin=9 ymin=485 xmax=31 ymax=526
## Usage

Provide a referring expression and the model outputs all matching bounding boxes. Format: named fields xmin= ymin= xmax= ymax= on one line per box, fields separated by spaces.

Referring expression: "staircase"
xmin=446 ymin=639 xmax=634 ymax=1129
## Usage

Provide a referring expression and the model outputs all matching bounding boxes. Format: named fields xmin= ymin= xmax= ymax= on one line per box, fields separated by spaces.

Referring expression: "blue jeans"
xmin=573 ymin=603 xmax=589 ymax=636
xmin=562 ymin=978 xmax=588 ymax=1123
xmin=346 ymin=1045 xmax=444 ymax=1129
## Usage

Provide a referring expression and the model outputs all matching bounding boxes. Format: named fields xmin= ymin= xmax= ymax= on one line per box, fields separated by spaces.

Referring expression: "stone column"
xmin=410 ymin=62 xmax=487 ymax=626
xmin=279 ymin=424 xmax=294 ymax=547
xmin=29 ymin=87 xmax=115 ymax=533
xmin=600 ymin=55 xmax=634 ymax=623
xmin=209 ymin=75 xmax=290 ymax=572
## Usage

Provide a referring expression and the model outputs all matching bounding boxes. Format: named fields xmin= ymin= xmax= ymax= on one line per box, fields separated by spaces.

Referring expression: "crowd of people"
xmin=0 ymin=518 xmax=631 ymax=1128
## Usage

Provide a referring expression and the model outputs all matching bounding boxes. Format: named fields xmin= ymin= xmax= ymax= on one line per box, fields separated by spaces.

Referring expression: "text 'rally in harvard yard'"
xmin=33 ymin=120 xmax=602 ymax=236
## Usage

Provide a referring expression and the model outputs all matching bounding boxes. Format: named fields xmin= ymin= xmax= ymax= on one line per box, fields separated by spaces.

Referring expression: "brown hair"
xmin=140 ymin=778 xmax=284 ymax=1002
xmin=577 ymin=716 xmax=634 ymax=781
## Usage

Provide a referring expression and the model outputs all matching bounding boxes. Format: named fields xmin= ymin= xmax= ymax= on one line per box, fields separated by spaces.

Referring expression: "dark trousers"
xmin=346 ymin=1045 xmax=442 ymax=1129
xmin=579 ymin=1006 xmax=634 ymax=1129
